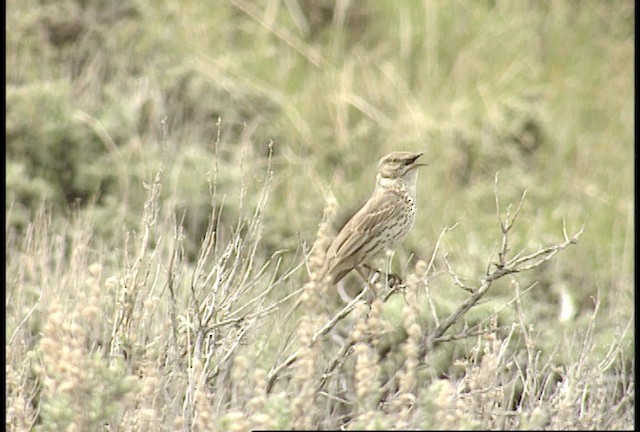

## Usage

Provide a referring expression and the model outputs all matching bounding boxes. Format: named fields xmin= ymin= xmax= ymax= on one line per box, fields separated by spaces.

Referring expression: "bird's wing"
xmin=325 ymin=189 xmax=402 ymax=270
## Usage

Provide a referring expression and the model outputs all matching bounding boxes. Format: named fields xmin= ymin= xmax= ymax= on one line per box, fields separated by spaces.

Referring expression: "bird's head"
xmin=377 ymin=151 xmax=426 ymax=179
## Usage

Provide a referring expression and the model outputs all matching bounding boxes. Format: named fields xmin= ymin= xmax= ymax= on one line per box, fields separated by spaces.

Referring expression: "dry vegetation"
xmin=6 ymin=0 xmax=634 ymax=430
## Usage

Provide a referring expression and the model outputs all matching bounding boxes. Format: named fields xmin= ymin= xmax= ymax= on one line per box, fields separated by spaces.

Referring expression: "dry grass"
xmin=6 ymin=159 xmax=633 ymax=430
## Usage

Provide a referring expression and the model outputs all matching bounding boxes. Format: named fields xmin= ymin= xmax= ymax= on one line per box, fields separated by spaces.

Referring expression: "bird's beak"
xmin=409 ymin=153 xmax=427 ymax=169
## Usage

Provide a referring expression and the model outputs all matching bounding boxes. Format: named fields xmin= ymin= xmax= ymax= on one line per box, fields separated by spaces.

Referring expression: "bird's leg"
xmin=386 ymin=272 xmax=403 ymax=288
xmin=361 ymin=263 xmax=382 ymax=279
xmin=355 ymin=266 xmax=379 ymax=297
xmin=361 ymin=263 xmax=403 ymax=289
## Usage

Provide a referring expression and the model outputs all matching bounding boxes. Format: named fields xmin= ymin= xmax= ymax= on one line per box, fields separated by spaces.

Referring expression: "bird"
xmin=283 ymin=151 xmax=425 ymax=323
xmin=318 ymin=151 xmax=426 ymax=286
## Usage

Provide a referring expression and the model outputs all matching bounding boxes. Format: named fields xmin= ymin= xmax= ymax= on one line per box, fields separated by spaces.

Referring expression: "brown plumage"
xmin=318 ymin=151 xmax=425 ymax=284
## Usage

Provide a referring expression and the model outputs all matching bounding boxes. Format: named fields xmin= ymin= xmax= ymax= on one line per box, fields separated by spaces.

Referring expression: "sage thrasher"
xmin=317 ymin=151 xmax=425 ymax=286
xmin=284 ymin=151 xmax=425 ymax=321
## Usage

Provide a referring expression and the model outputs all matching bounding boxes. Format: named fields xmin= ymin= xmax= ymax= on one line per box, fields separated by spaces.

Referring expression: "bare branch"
xmin=425 ymin=223 xmax=458 ymax=276
xmin=506 ymin=189 xmax=528 ymax=232
xmin=422 ymin=205 xmax=583 ymax=361
xmin=432 ymin=325 xmax=509 ymax=343
xmin=443 ymin=253 xmax=475 ymax=293
xmin=266 ymin=285 xmax=371 ymax=393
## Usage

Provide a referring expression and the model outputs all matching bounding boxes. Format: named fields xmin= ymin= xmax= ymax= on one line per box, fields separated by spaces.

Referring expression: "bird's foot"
xmin=361 ymin=264 xmax=403 ymax=290
xmin=386 ymin=272 xmax=403 ymax=288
